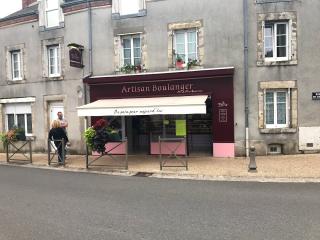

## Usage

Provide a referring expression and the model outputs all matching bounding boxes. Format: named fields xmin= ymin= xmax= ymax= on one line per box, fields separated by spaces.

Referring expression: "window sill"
xmin=39 ymin=22 xmax=65 ymax=32
xmin=44 ymin=76 xmax=64 ymax=81
xmin=260 ymin=128 xmax=297 ymax=134
xmin=169 ymin=65 xmax=204 ymax=71
xmin=7 ymin=79 xmax=26 ymax=85
xmin=112 ymin=9 xmax=147 ymax=20
xmin=257 ymin=59 xmax=297 ymax=67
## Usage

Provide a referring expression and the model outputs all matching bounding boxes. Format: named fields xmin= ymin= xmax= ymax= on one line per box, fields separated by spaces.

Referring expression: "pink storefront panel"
xmin=92 ymin=142 xmax=127 ymax=156
xmin=213 ymin=143 xmax=235 ymax=157
xmin=150 ymin=142 xmax=186 ymax=155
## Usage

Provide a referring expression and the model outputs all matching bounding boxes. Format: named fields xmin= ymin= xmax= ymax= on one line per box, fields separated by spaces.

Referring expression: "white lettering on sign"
xmin=114 ymin=108 xmax=163 ymax=116
xmin=219 ymin=109 xmax=228 ymax=122
xmin=121 ymin=83 xmax=201 ymax=94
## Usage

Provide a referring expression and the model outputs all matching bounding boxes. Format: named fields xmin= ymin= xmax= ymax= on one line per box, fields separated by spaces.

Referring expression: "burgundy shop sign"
xmin=121 ymin=82 xmax=203 ymax=95
xmin=68 ymin=43 xmax=84 ymax=68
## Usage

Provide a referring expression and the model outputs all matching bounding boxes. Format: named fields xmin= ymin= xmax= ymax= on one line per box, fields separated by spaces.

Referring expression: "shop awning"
xmin=77 ymin=95 xmax=208 ymax=116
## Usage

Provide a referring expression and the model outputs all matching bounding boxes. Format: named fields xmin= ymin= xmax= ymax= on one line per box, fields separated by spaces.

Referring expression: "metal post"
xmin=85 ymin=142 xmax=89 ymax=169
xmin=48 ymin=140 xmax=51 ymax=165
xmin=159 ymin=136 xmax=162 ymax=170
xmin=184 ymin=137 xmax=188 ymax=170
xmin=6 ymin=141 xmax=9 ymax=163
xmin=29 ymin=140 xmax=32 ymax=163
xmin=62 ymin=139 xmax=65 ymax=165
xmin=125 ymin=138 xmax=128 ymax=170
xmin=248 ymin=146 xmax=257 ymax=172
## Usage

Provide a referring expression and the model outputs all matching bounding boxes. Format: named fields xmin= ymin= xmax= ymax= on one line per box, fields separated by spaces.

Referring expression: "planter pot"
xmin=176 ymin=61 xmax=184 ymax=69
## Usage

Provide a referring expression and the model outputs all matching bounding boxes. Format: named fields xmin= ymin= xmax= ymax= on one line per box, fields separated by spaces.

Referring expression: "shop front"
xmin=80 ymin=67 xmax=234 ymax=157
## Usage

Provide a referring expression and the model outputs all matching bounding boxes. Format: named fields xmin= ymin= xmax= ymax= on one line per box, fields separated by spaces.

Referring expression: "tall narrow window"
xmin=46 ymin=0 xmax=60 ymax=28
xmin=174 ymin=29 xmax=198 ymax=63
xmin=265 ymin=90 xmax=289 ymax=128
xmin=264 ymin=22 xmax=289 ymax=61
xmin=11 ymin=50 xmax=22 ymax=80
xmin=48 ymin=45 xmax=60 ymax=77
xmin=122 ymin=35 xmax=141 ymax=66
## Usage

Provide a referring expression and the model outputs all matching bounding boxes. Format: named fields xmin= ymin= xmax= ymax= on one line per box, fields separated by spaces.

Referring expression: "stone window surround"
xmin=258 ymin=80 xmax=298 ymax=134
xmin=167 ymin=20 xmax=204 ymax=69
xmin=257 ymin=11 xmax=297 ymax=66
xmin=41 ymin=37 xmax=64 ymax=80
xmin=0 ymin=97 xmax=36 ymax=138
xmin=5 ymin=43 xmax=27 ymax=84
xmin=113 ymin=31 xmax=147 ymax=73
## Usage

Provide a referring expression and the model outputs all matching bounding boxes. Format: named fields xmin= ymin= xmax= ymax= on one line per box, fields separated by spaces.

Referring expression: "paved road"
xmin=0 ymin=165 xmax=320 ymax=240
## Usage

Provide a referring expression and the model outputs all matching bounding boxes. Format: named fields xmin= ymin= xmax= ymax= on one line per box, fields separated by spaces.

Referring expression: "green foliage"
xmin=120 ymin=64 xmax=135 ymax=73
xmin=187 ymin=59 xmax=199 ymax=69
xmin=83 ymin=127 xmax=96 ymax=149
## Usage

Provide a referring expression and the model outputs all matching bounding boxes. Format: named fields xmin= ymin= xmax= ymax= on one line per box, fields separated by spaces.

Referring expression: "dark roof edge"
xmin=0 ymin=7 xmax=38 ymax=23
xmin=62 ymin=0 xmax=111 ymax=8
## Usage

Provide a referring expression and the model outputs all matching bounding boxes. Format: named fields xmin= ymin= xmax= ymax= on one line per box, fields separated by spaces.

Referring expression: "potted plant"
xmin=175 ymin=55 xmax=184 ymax=69
xmin=120 ymin=64 xmax=135 ymax=74
xmin=187 ymin=59 xmax=199 ymax=70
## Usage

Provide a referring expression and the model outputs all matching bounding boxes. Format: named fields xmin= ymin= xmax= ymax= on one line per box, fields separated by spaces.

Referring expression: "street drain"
xmin=133 ymin=172 xmax=154 ymax=177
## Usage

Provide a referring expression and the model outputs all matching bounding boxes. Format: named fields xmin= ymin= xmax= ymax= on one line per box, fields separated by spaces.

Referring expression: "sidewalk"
xmin=1 ymin=152 xmax=319 ymax=181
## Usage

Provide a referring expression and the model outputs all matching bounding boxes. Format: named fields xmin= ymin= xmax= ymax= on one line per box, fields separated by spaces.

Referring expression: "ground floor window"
xmin=5 ymin=103 xmax=32 ymax=135
xmin=265 ymin=89 xmax=289 ymax=128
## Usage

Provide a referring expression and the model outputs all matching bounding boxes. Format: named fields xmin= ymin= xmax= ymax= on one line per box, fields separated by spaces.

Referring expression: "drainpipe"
xmin=87 ymin=0 xmax=93 ymax=76
xmin=243 ymin=0 xmax=249 ymax=157
xmin=84 ymin=0 xmax=93 ymax=156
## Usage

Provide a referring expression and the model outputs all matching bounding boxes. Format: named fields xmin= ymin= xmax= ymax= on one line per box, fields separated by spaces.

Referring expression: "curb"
xmin=1 ymin=161 xmax=320 ymax=183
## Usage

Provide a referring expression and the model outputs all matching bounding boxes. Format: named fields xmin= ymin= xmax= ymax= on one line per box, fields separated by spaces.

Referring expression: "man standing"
xmin=57 ymin=112 xmax=68 ymax=133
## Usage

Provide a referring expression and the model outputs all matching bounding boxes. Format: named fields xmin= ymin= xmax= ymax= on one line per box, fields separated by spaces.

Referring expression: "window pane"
xmin=133 ymin=37 xmax=140 ymax=48
xmin=134 ymin=48 xmax=141 ymax=58
xmin=266 ymin=92 xmax=274 ymax=124
xmin=277 ymin=35 xmax=286 ymax=47
xmin=264 ymin=25 xmax=274 ymax=58
xmin=176 ymin=44 xmax=185 ymax=55
xmin=124 ymin=58 xmax=131 ymax=66
xmin=277 ymin=24 xmax=287 ymax=35
xmin=7 ymin=114 xmax=14 ymax=130
xmin=46 ymin=10 xmax=59 ymax=27
xmin=277 ymin=92 xmax=287 ymax=125
xmin=175 ymin=32 xmax=185 ymax=44
xmin=27 ymin=114 xmax=32 ymax=134
xmin=46 ymin=0 xmax=59 ymax=10
xmin=119 ymin=0 xmax=139 ymax=15
xmin=187 ymin=31 xmax=196 ymax=43
xmin=277 ymin=47 xmax=286 ymax=58
xmin=188 ymin=53 xmax=196 ymax=61
xmin=188 ymin=43 xmax=196 ymax=54
xmin=134 ymin=58 xmax=141 ymax=66
xmin=123 ymin=49 xmax=131 ymax=59
xmin=17 ymin=114 xmax=25 ymax=131
xmin=123 ymin=39 xmax=131 ymax=49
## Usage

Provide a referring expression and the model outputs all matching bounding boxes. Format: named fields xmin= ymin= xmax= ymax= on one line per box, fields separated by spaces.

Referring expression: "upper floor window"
xmin=174 ymin=29 xmax=198 ymax=64
xmin=48 ymin=45 xmax=60 ymax=77
xmin=11 ymin=50 xmax=22 ymax=80
xmin=265 ymin=90 xmax=289 ymax=128
xmin=112 ymin=0 xmax=146 ymax=19
xmin=122 ymin=35 xmax=141 ymax=66
xmin=46 ymin=0 xmax=60 ymax=28
xmin=120 ymin=0 xmax=139 ymax=15
xmin=264 ymin=22 xmax=289 ymax=61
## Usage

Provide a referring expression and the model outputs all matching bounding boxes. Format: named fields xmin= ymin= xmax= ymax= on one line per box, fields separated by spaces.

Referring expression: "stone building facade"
xmin=0 ymin=0 xmax=319 ymax=156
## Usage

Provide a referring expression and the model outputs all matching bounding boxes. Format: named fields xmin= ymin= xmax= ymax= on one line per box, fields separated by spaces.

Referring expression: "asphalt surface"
xmin=0 ymin=165 xmax=320 ymax=240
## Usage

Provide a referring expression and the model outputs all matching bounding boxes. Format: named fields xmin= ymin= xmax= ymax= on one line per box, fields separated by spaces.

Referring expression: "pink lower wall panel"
xmin=151 ymin=142 xmax=186 ymax=155
xmin=213 ymin=143 xmax=235 ymax=157
xmin=92 ymin=142 xmax=127 ymax=155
